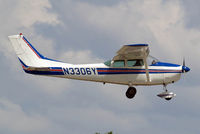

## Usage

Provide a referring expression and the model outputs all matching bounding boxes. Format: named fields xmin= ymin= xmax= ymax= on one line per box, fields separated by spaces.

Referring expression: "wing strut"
xmin=143 ymin=47 xmax=151 ymax=82
xmin=144 ymin=58 xmax=150 ymax=82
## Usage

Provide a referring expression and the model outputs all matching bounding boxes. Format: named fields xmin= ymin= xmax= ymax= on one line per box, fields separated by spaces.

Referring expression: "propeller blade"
xmin=183 ymin=58 xmax=185 ymax=67
xmin=182 ymin=58 xmax=185 ymax=73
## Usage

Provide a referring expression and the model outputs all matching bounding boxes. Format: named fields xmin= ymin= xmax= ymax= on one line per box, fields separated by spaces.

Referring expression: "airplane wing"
xmin=113 ymin=44 xmax=151 ymax=82
xmin=113 ymin=44 xmax=149 ymax=60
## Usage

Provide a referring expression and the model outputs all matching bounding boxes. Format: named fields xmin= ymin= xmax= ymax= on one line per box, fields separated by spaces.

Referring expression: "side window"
xmin=113 ymin=60 xmax=125 ymax=67
xmin=127 ymin=60 xmax=137 ymax=67
xmin=127 ymin=59 xmax=144 ymax=67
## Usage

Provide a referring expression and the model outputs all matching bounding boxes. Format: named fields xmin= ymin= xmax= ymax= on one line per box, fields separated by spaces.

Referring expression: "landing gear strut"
xmin=157 ymin=84 xmax=176 ymax=101
xmin=126 ymin=87 xmax=137 ymax=99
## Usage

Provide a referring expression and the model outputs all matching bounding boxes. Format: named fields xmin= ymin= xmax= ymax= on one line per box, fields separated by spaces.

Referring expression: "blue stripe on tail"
xmin=23 ymin=36 xmax=61 ymax=62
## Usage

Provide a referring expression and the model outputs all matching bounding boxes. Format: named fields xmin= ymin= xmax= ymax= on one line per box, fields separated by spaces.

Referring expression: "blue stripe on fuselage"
xmin=96 ymin=68 xmax=181 ymax=75
xmin=97 ymin=71 xmax=181 ymax=75
xmin=24 ymin=70 xmax=64 ymax=75
xmin=150 ymin=62 xmax=180 ymax=67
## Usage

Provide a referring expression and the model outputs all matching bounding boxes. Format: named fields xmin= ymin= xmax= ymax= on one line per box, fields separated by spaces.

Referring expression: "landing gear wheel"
xmin=126 ymin=87 xmax=137 ymax=99
xmin=157 ymin=84 xmax=176 ymax=101
xmin=165 ymin=98 xmax=172 ymax=101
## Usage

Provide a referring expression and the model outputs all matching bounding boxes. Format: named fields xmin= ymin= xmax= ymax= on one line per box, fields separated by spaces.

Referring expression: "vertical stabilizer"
xmin=8 ymin=33 xmax=45 ymax=67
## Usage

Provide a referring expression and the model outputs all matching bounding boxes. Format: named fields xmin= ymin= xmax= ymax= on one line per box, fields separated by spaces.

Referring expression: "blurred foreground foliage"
xmin=95 ymin=131 xmax=113 ymax=134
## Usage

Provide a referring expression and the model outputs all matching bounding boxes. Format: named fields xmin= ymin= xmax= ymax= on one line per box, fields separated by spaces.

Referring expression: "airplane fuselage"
xmin=22 ymin=60 xmax=182 ymax=86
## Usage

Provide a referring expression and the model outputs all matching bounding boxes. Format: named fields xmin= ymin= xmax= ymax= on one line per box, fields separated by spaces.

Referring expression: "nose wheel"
xmin=157 ymin=84 xmax=176 ymax=101
xmin=126 ymin=87 xmax=137 ymax=99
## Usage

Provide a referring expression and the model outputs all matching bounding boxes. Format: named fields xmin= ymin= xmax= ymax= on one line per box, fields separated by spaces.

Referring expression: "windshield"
xmin=104 ymin=60 xmax=112 ymax=66
xmin=147 ymin=55 xmax=159 ymax=65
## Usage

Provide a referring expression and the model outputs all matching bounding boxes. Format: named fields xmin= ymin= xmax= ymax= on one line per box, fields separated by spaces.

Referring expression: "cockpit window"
xmin=113 ymin=60 xmax=125 ymax=67
xmin=104 ymin=56 xmax=158 ymax=67
xmin=127 ymin=59 xmax=144 ymax=67
xmin=147 ymin=55 xmax=159 ymax=65
xmin=104 ymin=60 xmax=111 ymax=66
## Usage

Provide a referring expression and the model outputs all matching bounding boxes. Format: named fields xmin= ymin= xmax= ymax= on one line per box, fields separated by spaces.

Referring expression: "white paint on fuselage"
xmin=42 ymin=60 xmax=182 ymax=86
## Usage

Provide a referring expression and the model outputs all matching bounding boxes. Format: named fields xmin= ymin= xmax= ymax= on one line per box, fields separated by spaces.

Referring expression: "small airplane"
xmin=8 ymin=33 xmax=190 ymax=100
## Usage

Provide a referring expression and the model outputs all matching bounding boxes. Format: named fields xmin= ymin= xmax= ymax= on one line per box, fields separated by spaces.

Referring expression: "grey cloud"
xmin=74 ymin=0 xmax=123 ymax=6
xmin=181 ymin=0 xmax=200 ymax=29
xmin=0 ymin=98 xmax=51 ymax=133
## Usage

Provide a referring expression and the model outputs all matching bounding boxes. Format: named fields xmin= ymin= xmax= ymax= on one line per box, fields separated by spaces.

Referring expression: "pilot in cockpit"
xmin=152 ymin=60 xmax=156 ymax=65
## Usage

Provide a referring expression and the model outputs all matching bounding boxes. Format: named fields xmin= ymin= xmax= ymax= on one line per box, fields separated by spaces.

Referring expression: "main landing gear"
xmin=126 ymin=87 xmax=137 ymax=99
xmin=157 ymin=84 xmax=176 ymax=101
xmin=125 ymin=84 xmax=176 ymax=100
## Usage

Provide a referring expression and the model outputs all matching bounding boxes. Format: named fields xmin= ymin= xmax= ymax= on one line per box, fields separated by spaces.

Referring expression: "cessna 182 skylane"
xmin=8 ymin=33 xmax=190 ymax=100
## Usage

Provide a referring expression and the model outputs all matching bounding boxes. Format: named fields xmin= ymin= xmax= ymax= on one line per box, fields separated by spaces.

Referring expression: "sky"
xmin=0 ymin=0 xmax=200 ymax=134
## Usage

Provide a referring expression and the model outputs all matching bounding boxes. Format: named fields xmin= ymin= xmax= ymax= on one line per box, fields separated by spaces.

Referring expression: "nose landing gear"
xmin=126 ymin=87 xmax=137 ymax=99
xmin=157 ymin=84 xmax=176 ymax=101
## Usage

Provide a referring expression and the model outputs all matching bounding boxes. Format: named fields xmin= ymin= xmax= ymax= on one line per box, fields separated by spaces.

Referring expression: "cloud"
xmin=26 ymin=75 xmax=72 ymax=96
xmin=180 ymin=0 xmax=200 ymax=29
xmin=0 ymin=0 xmax=60 ymax=58
xmin=14 ymin=0 xmax=60 ymax=28
xmin=51 ymin=107 xmax=149 ymax=134
xmin=59 ymin=49 xmax=104 ymax=64
xmin=0 ymin=98 xmax=50 ymax=133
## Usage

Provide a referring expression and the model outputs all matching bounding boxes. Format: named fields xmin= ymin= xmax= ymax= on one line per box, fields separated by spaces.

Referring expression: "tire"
xmin=165 ymin=98 xmax=172 ymax=101
xmin=126 ymin=87 xmax=137 ymax=99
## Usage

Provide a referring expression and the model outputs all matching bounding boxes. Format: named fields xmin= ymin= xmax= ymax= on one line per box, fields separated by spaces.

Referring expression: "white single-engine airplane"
xmin=8 ymin=33 xmax=190 ymax=100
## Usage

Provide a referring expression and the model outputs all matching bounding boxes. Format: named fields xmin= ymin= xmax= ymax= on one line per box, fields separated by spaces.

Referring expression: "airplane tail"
xmin=8 ymin=33 xmax=59 ymax=68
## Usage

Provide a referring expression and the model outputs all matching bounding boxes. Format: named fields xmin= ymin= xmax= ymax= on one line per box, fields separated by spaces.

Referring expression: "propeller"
xmin=182 ymin=58 xmax=185 ymax=73
xmin=183 ymin=58 xmax=185 ymax=67
xmin=182 ymin=58 xmax=190 ymax=73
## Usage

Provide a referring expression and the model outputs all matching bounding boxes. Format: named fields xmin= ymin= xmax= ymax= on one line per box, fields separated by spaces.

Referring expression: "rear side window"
xmin=113 ymin=60 xmax=125 ymax=67
xmin=127 ymin=59 xmax=144 ymax=67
